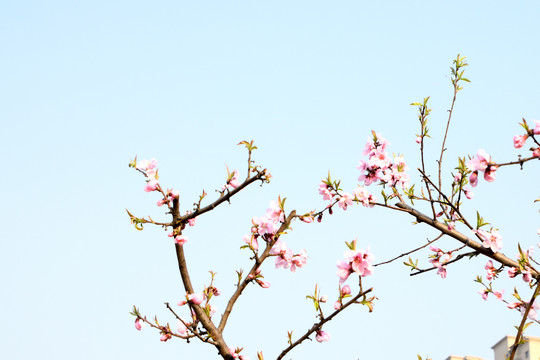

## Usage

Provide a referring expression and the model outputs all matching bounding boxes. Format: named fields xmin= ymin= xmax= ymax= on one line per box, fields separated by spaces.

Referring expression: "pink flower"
xmin=534 ymin=120 xmax=540 ymax=135
xmin=523 ymin=270 xmax=532 ymax=283
xmin=266 ymin=200 xmax=284 ymax=223
xmin=478 ymin=288 xmax=489 ymax=301
xmin=336 ymin=260 xmax=353 ymax=285
xmin=187 ymin=293 xmax=205 ymax=305
xmin=463 ymin=187 xmax=474 ymax=199
xmin=344 ymin=247 xmax=374 ymax=277
xmin=485 ymin=260 xmax=496 ymax=281
xmin=137 ymin=158 xmax=158 ymax=171
xmin=252 ymin=216 xmax=276 ymax=237
xmin=290 ymin=250 xmax=308 ymax=272
xmin=243 ymin=234 xmax=259 ymax=251
xmin=474 ymin=228 xmax=503 ymax=253
xmin=522 ymin=300 xmax=540 ymax=320
xmin=177 ymin=320 xmax=188 ymax=336
xmin=467 ymin=149 xmax=491 ymax=172
xmin=222 ymin=169 xmax=240 ymax=191
xmin=318 ymin=182 xmax=333 ymax=201
xmin=508 ymin=267 xmax=518 ymax=278
xmin=144 ymin=179 xmax=159 ymax=192
xmin=160 ymin=333 xmax=172 ymax=342
xmin=484 ymin=165 xmax=497 ymax=182
xmin=338 ymin=192 xmax=353 ymax=210
xmin=315 ymin=330 xmax=331 ymax=343
xmin=467 ymin=150 xmax=497 ymax=185
xmin=363 ymin=133 xmax=389 ymax=156
xmin=508 ymin=302 xmax=521 ymax=309
xmin=493 ymin=290 xmax=504 ymax=301
xmin=353 ymin=186 xmax=377 ymax=207
xmin=437 ymin=266 xmax=447 ymax=278
xmin=270 ymin=240 xmax=293 ymax=269
xmin=135 ymin=318 xmax=144 ymax=331
xmin=157 ymin=198 xmax=167 ymax=207
xmin=513 ymin=134 xmax=528 ymax=148
xmin=175 ymin=235 xmax=188 ymax=245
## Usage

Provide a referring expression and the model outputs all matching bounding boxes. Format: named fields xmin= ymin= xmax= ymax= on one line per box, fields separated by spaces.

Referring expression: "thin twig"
xmin=276 ymin=288 xmax=373 ymax=360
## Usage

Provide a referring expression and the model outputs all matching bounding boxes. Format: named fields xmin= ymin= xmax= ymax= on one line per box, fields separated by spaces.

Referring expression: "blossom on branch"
xmin=315 ymin=330 xmax=331 ymax=343
xmin=474 ymin=228 xmax=503 ymax=253
xmin=337 ymin=244 xmax=374 ymax=284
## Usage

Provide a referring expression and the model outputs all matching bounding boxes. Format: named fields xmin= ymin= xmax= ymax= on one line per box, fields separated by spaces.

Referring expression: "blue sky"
xmin=1 ymin=1 xmax=539 ymax=359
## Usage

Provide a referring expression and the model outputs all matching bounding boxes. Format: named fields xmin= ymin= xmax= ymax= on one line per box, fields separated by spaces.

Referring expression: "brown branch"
xmin=164 ymin=302 xmax=216 ymax=344
xmin=276 ymin=288 xmax=373 ymax=360
xmin=494 ymin=155 xmax=538 ymax=168
xmin=374 ymin=234 xmax=444 ymax=267
xmin=394 ymin=202 xmax=539 ymax=279
xmin=410 ymin=251 xmax=477 ymax=276
xmin=171 ymin=197 xmax=233 ymax=359
xmin=177 ymin=170 xmax=268 ymax=225
xmin=508 ymin=281 xmax=540 ymax=360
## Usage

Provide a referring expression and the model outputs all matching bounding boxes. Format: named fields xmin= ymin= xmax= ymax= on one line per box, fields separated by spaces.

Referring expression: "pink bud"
xmin=144 ymin=179 xmax=159 ymax=192
xmin=533 ymin=120 xmax=540 ymax=135
xmin=256 ymin=280 xmax=271 ymax=288
xmin=513 ymin=134 xmax=528 ymax=148
xmin=463 ymin=187 xmax=474 ymax=199
xmin=469 ymin=171 xmax=478 ymax=187
xmin=334 ymin=301 xmax=341 ymax=310
xmin=135 ymin=318 xmax=143 ymax=331
xmin=415 ymin=136 xmax=421 ymax=144
xmin=320 ymin=295 xmax=328 ymax=303
xmin=175 ymin=235 xmax=188 ymax=245
xmin=341 ymin=285 xmax=351 ymax=295
xmin=177 ymin=320 xmax=188 ymax=336
xmin=315 ymin=330 xmax=331 ymax=342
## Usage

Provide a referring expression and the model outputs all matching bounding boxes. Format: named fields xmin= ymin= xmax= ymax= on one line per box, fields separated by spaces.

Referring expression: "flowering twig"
xmin=395 ymin=202 xmax=538 ymax=279
xmin=508 ymin=281 xmax=540 ymax=360
xmin=374 ymin=234 xmax=444 ymax=267
xmin=276 ymin=287 xmax=373 ymax=360
xmin=218 ymin=211 xmax=297 ymax=332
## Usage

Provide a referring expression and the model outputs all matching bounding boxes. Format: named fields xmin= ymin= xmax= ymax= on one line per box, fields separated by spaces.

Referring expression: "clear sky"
xmin=1 ymin=1 xmax=539 ymax=359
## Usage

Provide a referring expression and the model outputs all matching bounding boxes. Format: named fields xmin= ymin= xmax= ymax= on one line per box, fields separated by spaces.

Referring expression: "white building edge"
xmin=446 ymin=335 xmax=540 ymax=360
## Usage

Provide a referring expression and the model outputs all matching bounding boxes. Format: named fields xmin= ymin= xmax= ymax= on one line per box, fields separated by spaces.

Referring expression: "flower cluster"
xmin=508 ymin=299 xmax=540 ymax=320
xmin=269 ymin=240 xmax=308 ymax=272
xmin=243 ymin=199 xmax=307 ymax=272
xmin=467 ymin=149 xmax=497 ymax=186
xmin=133 ymin=158 xmax=160 ymax=192
xmin=357 ymin=132 xmax=410 ymax=189
xmin=336 ymin=240 xmax=374 ymax=284
xmin=428 ymin=246 xmax=452 ymax=278
xmin=508 ymin=246 xmax=535 ymax=283
xmin=478 ymin=287 xmax=504 ymax=301
xmin=318 ymin=181 xmax=377 ymax=209
xmin=248 ymin=269 xmax=271 ymax=288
